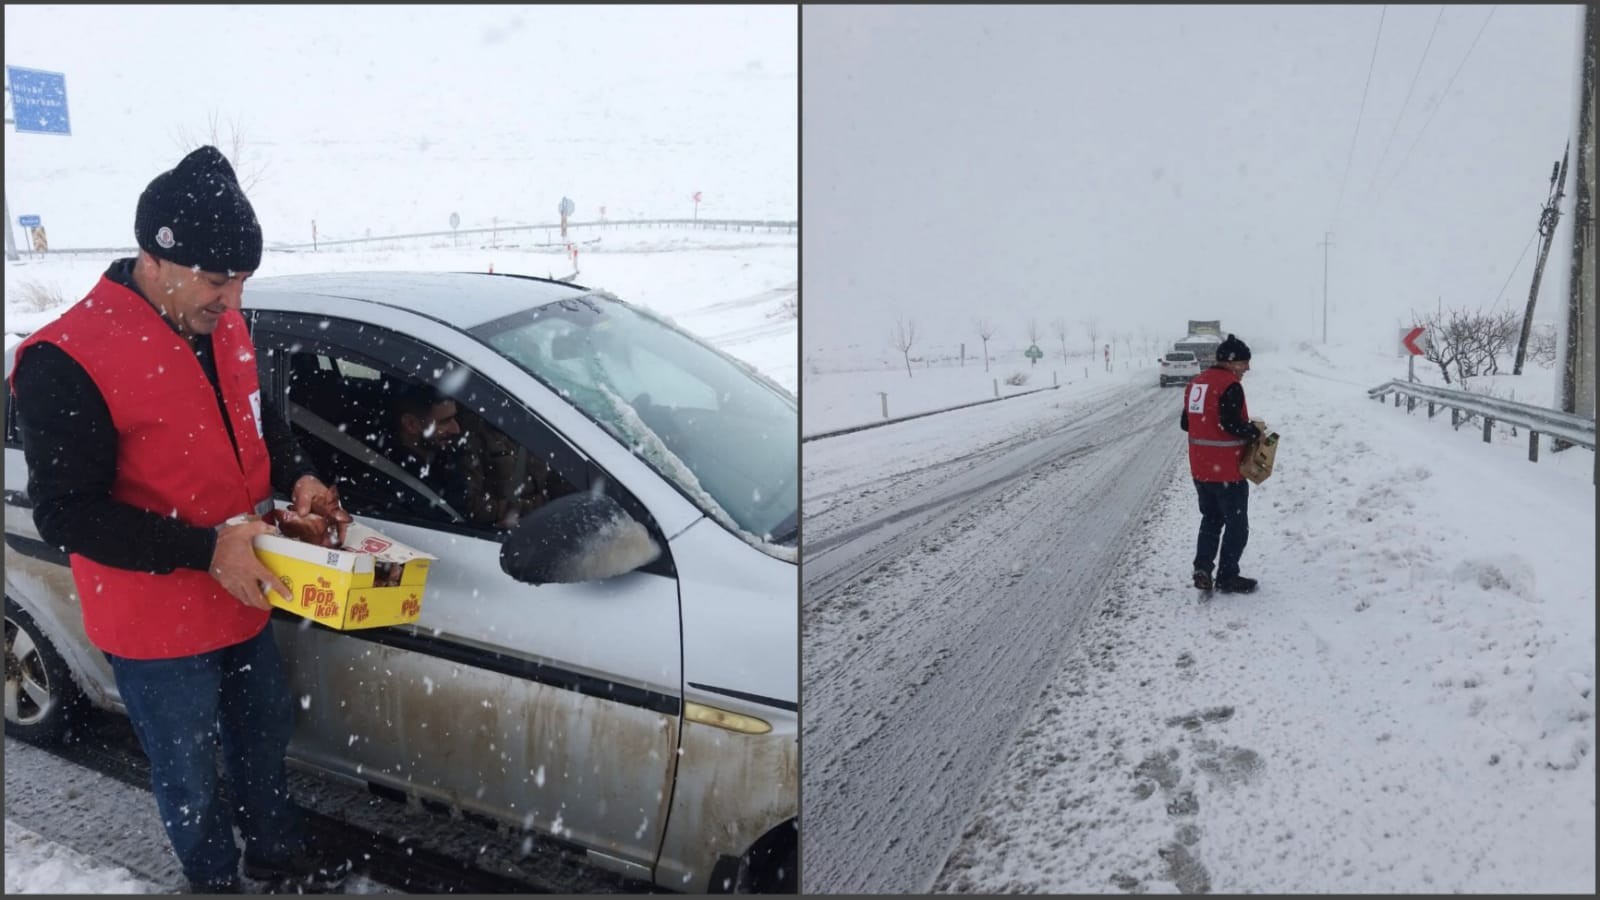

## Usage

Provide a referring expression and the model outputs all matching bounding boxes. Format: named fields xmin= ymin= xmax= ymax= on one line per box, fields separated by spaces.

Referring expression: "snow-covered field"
xmin=4 ymin=227 xmax=797 ymax=392
xmin=802 ymin=341 xmax=1594 ymax=893
xmin=802 ymin=345 xmax=1154 ymax=436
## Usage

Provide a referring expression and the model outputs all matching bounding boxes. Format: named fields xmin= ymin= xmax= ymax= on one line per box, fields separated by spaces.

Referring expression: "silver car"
xmin=3 ymin=271 xmax=798 ymax=892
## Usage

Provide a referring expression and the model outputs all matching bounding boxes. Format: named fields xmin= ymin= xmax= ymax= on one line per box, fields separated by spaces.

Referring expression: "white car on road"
xmin=1158 ymin=349 xmax=1201 ymax=387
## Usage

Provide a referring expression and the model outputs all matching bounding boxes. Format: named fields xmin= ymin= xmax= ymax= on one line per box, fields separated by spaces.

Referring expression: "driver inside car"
xmin=379 ymin=383 xmax=553 ymax=529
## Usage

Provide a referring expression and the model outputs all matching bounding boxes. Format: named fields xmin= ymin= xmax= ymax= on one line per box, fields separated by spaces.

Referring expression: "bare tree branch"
xmin=1414 ymin=305 xmax=1522 ymax=384
xmin=892 ymin=315 xmax=918 ymax=378
xmin=975 ymin=317 xmax=996 ymax=372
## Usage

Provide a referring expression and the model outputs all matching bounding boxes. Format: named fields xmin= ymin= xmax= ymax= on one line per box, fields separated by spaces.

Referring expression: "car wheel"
xmin=735 ymin=841 xmax=795 ymax=894
xmin=4 ymin=597 xmax=83 ymax=745
xmin=732 ymin=821 xmax=797 ymax=893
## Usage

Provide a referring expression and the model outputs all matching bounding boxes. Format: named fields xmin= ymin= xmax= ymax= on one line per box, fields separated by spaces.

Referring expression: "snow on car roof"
xmin=244 ymin=271 xmax=591 ymax=331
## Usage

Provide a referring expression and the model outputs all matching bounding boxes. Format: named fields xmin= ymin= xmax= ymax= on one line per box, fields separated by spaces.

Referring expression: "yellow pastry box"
xmin=251 ymin=521 xmax=436 ymax=630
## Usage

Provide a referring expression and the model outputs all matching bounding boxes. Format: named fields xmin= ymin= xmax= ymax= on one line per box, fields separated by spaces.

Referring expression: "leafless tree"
xmin=1413 ymin=305 xmax=1522 ymax=384
xmin=1081 ymin=316 xmax=1100 ymax=359
xmin=1052 ymin=317 xmax=1070 ymax=362
xmin=171 ymin=110 xmax=269 ymax=193
xmin=1528 ymin=322 xmax=1559 ymax=367
xmin=891 ymin=315 xmax=918 ymax=378
xmin=975 ymin=317 xmax=996 ymax=372
xmin=1025 ymin=317 xmax=1042 ymax=346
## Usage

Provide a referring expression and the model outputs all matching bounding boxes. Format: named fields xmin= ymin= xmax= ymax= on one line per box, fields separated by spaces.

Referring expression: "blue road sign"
xmin=19 ymin=215 xmax=41 ymax=228
xmin=7 ymin=66 xmax=71 ymax=135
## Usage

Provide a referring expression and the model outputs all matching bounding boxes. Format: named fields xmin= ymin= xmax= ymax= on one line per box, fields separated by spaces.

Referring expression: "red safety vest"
xmin=1184 ymin=366 xmax=1251 ymax=483
xmin=12 ymin=276 xmax=273 ymax=659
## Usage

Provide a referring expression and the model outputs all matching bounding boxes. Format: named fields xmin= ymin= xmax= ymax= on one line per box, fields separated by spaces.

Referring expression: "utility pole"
xmin=1513 ymin=147 xmax=1570 ymax=374
xmin=1558 ymin=2 xmax=1596 ymax=452
xmin=1319 ymin=232 xmax=1335 ymax=343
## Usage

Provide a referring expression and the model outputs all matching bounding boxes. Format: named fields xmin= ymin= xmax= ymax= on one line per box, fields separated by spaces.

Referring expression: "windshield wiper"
xmin=768 ymin=510 xmax=799 ymax=545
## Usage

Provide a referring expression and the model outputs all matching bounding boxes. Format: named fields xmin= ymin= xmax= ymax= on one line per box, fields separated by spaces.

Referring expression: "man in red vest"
xmin=1179 ymin=333 xmax=1260 ymax=594
xmin=10 ymin=147 xmax=350 ymax=893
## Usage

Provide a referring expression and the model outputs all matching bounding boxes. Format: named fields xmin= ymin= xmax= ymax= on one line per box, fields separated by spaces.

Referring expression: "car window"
xmin=1165 ymin=352 xmax=1196 ymax=362
xmin=474 ymin=292 xmax=798 ymax=549
xmin=249 ymin=315 xmax=621 ymax=541
xmin=282 ymin=346 xmax=581 ymax=534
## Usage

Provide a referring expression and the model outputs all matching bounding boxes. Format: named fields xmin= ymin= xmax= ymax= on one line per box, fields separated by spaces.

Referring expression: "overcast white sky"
xmin=4 ymin=4 xmax=797 ymax=246
xmin=802 ymin=5 xmax=1585 ymax=357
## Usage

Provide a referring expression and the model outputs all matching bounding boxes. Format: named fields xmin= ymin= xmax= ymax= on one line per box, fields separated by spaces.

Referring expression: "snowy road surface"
xmin=800 ymin=378 xmax=1183 ymax=892
xmin=803 ymin=345 xmax=1593 ymax=894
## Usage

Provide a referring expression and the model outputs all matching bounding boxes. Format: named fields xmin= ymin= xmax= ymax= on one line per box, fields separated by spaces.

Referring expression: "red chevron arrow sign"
xmin=1401 ymin=326 xmax=1426 ymax=355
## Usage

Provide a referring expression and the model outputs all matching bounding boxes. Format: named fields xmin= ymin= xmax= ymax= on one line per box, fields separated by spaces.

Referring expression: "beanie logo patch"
xmin=156 ymin=226 xmax=176 ymax=249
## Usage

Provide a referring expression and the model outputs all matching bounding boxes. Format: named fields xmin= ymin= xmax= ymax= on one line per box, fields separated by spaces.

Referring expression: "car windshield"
xmin=472 ymin=291 xmax=798 ymax=558
xmin=1165 ymin=352 xmax=1195 ymax=361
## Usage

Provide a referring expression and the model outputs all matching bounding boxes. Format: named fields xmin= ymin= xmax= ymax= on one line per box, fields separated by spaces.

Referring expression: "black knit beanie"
xmin=134 ymin=145 xmax=263 ymax=273
xmin=1216 ymin=333 xmax=1252 ymax=362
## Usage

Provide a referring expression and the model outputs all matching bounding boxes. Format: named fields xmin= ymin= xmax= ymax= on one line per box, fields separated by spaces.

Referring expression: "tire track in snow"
xmin=800 ymin=383 xmax=1185 ymax=893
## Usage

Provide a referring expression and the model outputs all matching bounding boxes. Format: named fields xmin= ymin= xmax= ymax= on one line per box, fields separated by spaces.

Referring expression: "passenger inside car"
xmin=285 ymin=352 xmax=564 ymax=532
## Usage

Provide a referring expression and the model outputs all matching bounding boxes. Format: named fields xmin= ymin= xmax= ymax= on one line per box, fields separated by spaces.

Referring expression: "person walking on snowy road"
xmin=1178 ymin=333 xmax=1261 ymax=594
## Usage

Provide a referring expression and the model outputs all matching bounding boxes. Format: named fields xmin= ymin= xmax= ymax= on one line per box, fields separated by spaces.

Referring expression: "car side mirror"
xmin=499 ymin=491 xmax=662 ymax=585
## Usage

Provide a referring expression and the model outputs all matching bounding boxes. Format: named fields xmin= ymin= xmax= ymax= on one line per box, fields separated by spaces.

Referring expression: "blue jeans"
xmin=105 ymin=626 xmax=305 ymax=885
xmin=1193 ymin=478 xmax=1250 ymax=580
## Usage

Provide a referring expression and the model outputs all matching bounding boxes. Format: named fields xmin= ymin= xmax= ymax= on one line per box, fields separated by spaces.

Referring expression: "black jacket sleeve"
xmin=1217 ymin=383 xmax=1262 ymax=441
xmin=12 ymin=342 xmax=218 ymax=573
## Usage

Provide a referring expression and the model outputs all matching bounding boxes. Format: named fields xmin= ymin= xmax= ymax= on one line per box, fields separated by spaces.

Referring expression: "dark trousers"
xmin=104 ymin=626 xmax=304 ymax=886
xmin=1193 ymin=478 xmax=1249 ymax=580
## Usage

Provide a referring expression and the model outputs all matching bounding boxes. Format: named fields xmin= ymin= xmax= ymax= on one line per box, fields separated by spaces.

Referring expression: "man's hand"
xmin=291 ymin=475 xmax=333 ymax=514
xmin=211 ymin=519 xmax=290 ymax=610
xmin=292 ymin=475 xmax=351 ymax=546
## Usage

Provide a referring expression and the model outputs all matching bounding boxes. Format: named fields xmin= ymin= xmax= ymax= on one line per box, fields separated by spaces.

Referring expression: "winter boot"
xmin=244 ymin=853 xmax=351 ymax=894
xmin=1192 ymin=569 xmax=1213 ymax=591
xmin=1216 ymin=575 xmax=1258 ymax=594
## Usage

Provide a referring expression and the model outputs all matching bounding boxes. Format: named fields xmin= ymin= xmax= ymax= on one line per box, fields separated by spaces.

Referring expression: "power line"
xmin=1484 ymin=228 xmax=1538 ymax=310
xmin=1380 ymin=5 xmax=1497 ymax=195
xmin=1367 ymin=5 xmax=1446 ymax=193
xmin=1484 ymin=191 xmax=1574 ymax=311
xmin=1331 ymin=5 xmax=1388 ymax=228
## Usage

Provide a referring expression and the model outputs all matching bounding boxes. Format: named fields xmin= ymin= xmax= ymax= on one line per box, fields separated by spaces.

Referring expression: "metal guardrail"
xmin=802 ymin=384 xmax=1060 ymax=443
xmin=22 ymin=218 xmax=798 ymax=257
xmin=1367 ymin=380 xmax=1596 ymax=469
